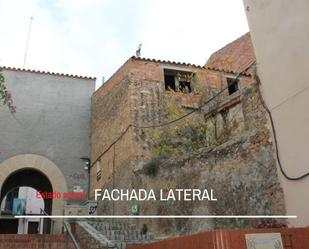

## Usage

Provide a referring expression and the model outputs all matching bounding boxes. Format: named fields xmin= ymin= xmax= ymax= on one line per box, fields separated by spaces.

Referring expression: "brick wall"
xmin=90 ymin=57 xmax=209 ymax=197
xmin=95 ymin=82 xmax=285 ymax=236
xmin=90 ymin=56 xmax=285 ymax=236
xmin=127 ymin=227 xmax=309 ymax=249
xmin=0 ymin=234 xmax=75 ymax=249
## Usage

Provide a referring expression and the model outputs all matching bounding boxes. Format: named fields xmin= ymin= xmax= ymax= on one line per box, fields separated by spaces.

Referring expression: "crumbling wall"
xmin=90 ymin=60 xmax=136 ymax=196
xmin=90 ymin=59 xmax=209 ymax=196
xmin=96 ymin=83 xmax=285 ymax=237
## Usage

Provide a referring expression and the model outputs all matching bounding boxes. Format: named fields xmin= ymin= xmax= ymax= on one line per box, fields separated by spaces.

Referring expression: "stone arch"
xmin=0 ymin=154 xmax=67 ymax=233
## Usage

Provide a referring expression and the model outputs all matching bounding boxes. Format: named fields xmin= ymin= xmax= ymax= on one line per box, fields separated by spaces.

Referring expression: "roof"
xmin=205 ymin=33 xmax=256 ymax=76
xmin=1 ymin=66 xmax=96 ymax=80
xmin=130 ymin=56 xmax=203 ymax=68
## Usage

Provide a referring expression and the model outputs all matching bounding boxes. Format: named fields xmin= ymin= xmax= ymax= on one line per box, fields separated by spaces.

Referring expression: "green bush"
xmin=143 ymin=159 xmax=160 ymax=177
xmin=140 ymin=224 xmax=148 ymax=235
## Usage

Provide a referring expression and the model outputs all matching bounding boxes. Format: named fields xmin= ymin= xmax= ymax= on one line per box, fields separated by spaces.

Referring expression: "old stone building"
xmin=0 ymin=33 xmax=287 ymax=239
xmin=244 ymin=0 xmax=309 ymax=228
xmin=91 ymin=33 xmax=286 ymax=237
xmin=90 ymin=57 xmax=209 ymax=195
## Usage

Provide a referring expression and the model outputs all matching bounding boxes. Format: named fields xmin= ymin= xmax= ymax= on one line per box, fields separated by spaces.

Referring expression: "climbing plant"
xmin=151 ymin=86 xmax=226 ymax=159
xmin=0 ymin=68 xmax=16 ymax=113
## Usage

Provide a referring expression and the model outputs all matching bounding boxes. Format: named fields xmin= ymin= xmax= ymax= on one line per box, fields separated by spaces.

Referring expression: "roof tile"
xmin=1 ymin=66 xmax=96 ymax=80
xmin=205 ymin=33 xmax=256 ymax=76
xmin=131 ymin=56 xmax=203 ymax=69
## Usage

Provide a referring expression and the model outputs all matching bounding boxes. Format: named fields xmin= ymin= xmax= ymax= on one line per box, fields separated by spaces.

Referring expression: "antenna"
xmin=23 ymin=17 xmax=34 ymax=69
xmin=136 ymin=43 xmax=142 ymax=58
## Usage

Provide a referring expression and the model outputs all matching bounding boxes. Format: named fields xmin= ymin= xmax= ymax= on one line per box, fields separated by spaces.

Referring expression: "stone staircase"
xmin=87 ymin=220 xmax=155 ymax=249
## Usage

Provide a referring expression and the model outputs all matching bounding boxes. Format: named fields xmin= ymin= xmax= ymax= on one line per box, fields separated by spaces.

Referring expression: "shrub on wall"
xmin=143 ymin=159 xmax=160 ymax=177
xmin=151 ymin=87 xmax=231 ymax=159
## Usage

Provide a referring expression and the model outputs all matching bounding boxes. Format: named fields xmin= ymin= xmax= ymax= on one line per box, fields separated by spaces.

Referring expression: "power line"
xmin=255 ymin=74 xmax=309 ymax=180
xmin=91 ymin=62 xmax=255 ymax=167
xmin=91 ymin=86 xmax=227 ymax=168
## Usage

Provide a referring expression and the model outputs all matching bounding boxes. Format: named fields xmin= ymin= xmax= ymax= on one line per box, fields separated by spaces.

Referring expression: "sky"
xmin=0 ymin=0 xmax=249 ymax=88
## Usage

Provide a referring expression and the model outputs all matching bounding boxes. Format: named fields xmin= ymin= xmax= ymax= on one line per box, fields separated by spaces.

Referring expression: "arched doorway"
xmin=1 ymin=186 xmax=45 ymax=234
xmin=0 ymin=154 xmax=68 ymax=234
xmin=0 ymin=169 xmax=52 ymax=233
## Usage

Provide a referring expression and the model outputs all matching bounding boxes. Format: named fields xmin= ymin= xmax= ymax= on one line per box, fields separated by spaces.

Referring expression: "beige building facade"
xmin=243 ymin=0 xmax=309 ymax=226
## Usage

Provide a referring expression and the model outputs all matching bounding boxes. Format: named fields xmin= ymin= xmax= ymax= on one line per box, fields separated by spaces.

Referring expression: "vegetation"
xmin=0 ymin=68 xmax=16 ymax=113
xmin=143 ymin=158 xmax=160 ymax=177
xmin=151 ymin=84 xmax=228 ymax=159
xmin=140 ymin=224 xmax=148 ymax=235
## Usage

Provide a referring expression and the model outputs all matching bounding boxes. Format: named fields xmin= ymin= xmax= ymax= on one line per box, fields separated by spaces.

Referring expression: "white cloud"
xmin=0 ymin=0 xmax=249 ymax=88
xmin=141 ymin=0 xmax=249 ymax=64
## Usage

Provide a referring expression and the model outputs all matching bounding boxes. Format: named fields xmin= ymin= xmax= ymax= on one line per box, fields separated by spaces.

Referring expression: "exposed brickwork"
xmin=90 ymin=58 xmax=209 ymax=197
xmin=91 ymin=47 xmax=285 ymax=237
xmin=205 ymin=33 xmax=256 ymax=76
xmin=0 ymin=234 xmax=75 ymax=249
xmin=96 ymin=83 xmax=285 ymax=237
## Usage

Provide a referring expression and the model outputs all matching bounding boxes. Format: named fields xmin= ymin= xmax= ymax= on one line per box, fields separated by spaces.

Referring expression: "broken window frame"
xmin=163 ymin=68 xmax=194 ymax=93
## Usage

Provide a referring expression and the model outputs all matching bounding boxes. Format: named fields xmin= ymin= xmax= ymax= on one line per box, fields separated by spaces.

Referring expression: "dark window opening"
xmin=164 ymin=69 xmax=193 ymax=93
xmin=221 ymin=109 xmax=229 ymax=132
xmin=28 ymin=222 xmax=39 ymax=234
xmin=227 ymin=78 xmax=239 ymax=95
xmin=3 ymin=188 xmax=19 ymax=214
xmin=164 ymin=74 xmax=176 ymax=91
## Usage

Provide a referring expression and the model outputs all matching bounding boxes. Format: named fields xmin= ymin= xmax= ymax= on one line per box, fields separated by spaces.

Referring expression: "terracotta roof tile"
xmin=131 ymin=56 xmax=203 ymax=68
xmin=205 ymin=33 xmax=256 ymax=76
xmin=1 ymin=66 xmax=96 ymax=80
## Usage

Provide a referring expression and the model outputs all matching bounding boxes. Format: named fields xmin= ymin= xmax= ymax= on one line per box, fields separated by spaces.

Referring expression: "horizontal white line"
xmin=14 ymin=215 xmax=297 ymax=219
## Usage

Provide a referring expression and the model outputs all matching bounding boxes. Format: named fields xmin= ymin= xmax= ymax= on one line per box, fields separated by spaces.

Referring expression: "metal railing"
xmin=39 ymin=208 xmax=55 ymax=234
xmin=40 ymin=208 xmax=80 ymax=249
xmin=63 ymin=220 xmax=81 ymax=249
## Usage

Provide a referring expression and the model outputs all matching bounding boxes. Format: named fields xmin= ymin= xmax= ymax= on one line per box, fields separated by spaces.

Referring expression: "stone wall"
xmin=90 ymin=57 xmax=208 ymax=196
xmin=96 ymin=82 xmax=285 ymax=237
xmin=72 ymin=221 xmax=116 ymax=249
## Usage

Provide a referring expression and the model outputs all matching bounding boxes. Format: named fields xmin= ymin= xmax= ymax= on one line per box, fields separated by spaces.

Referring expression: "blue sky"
xmin=0 ymin=0 xmax=249 ymax=88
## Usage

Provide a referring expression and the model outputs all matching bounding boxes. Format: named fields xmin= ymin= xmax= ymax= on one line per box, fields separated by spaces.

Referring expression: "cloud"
xmin=141 ymin=0 xmax=249 ymax=64
xmin=0 ymin=0 xmax=248 ymax=88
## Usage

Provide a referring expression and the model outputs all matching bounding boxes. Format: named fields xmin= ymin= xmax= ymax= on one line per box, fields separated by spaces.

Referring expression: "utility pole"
xmin=23 ymin=17 xmax=34 ymax=69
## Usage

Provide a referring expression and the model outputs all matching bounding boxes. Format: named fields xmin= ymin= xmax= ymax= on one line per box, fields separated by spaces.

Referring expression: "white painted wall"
xmin=18 ymin=187 xmax=43 ymax=215
xmin=243 ymin=0 xmax=309 ymax=227
xmin=17 ymin=187 xmax=44 ymax=234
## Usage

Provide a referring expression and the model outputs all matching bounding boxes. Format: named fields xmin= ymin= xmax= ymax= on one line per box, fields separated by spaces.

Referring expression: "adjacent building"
xmin=244 ymin=0 xmax=309 ymax=227
xmin=1 ymin=26 xmax=301 ymax=236
xmin=0 ymin=67 xmax=95 ymax=233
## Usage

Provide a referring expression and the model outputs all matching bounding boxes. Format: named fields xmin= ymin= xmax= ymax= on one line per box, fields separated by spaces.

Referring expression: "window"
xmin=164 ymin=74 xmax=176 ymax=91
xmin=227 ymin=77 xmax=239 ymax=95
xmin=164 ymin=69 xmax=193 ymax=93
